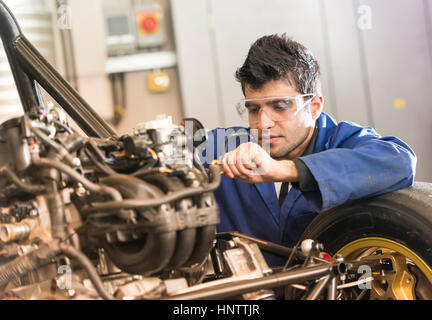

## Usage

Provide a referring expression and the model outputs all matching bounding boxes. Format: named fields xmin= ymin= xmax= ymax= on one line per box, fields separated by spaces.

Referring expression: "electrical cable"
xmin=84 ymin=148 xmax=117 ymax=176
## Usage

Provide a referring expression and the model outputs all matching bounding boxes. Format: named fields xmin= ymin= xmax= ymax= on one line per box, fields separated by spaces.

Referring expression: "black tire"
xmin=300 ymin=182 xmax=432 ymax=273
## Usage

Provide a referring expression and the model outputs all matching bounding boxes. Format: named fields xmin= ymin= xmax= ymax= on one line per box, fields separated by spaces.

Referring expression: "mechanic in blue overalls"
xmin=200 ymin=34 xmax=416 ymax=267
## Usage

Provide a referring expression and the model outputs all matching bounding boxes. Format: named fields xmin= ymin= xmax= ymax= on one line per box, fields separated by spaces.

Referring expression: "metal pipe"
xmin=0 ymin=0 xmax=40 ymax=114
xmin=217 ymin=232 xmax=329 ymax=264
xmin=12 ymin=35 xmax=117 ymax=139
xmin=305 ymin=275 xmax=331 ymax=300
xmin=327 ymin=275 xmax=337 ymax=300
xmin=217 ymin=232 xmax=294 ymax=257
xmin=0 ymin=221 xmax=33 ymax=242
xmin=166 ymin=263 xmax=334 ymax=300
xmin=344 ymin=259 xmax=382 ymax=274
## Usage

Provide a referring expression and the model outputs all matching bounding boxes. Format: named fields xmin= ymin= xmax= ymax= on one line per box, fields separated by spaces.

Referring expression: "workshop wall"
xmin=171 ymin=0 xmax=432 ymax=181
xmin=0 ymin=0 xmax=430 ymax=181
xmin=66 ymin=0 xmax=183 ymax=135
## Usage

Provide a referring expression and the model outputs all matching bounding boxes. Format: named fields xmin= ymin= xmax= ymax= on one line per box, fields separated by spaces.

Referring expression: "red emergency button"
xmin=141 ymin=16 xmax=158 ymax=33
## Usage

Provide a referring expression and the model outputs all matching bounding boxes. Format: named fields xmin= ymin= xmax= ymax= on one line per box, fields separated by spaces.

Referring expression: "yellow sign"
xmin=393 ymin=98 xmax=406 ymax=110
xmin=148 ymin=71 xmax=170 ymax=93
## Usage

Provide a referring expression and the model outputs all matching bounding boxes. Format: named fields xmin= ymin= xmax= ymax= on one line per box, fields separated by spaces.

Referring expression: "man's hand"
xmin=222 ymin=142 xmax=299 ymax=183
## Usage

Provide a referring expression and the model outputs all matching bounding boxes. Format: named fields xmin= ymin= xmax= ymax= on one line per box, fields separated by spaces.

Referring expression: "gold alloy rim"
xmin=336 ymin=237 xmax=432 ymax=285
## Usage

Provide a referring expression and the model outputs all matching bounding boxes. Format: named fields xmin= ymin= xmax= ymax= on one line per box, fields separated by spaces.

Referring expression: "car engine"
xmin=0 ymin=109 xmax=225 ymax=299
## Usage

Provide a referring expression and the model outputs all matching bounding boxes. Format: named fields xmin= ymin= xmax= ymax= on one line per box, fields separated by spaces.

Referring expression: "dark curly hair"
xmin=235 ymin=33 xmax=321 ymax=95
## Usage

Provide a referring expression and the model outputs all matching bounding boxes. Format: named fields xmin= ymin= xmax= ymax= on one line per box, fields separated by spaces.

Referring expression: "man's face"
xmin=245 ymin=79 xmax=322 ymax=160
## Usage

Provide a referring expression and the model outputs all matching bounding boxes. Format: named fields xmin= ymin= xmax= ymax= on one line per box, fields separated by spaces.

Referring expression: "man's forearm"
xmin=273 ymin=159 xmax=299 ymax=182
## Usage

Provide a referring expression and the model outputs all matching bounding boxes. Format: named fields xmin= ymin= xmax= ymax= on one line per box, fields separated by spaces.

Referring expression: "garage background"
xmin=0 ymin=0 xmax=431 ymax=181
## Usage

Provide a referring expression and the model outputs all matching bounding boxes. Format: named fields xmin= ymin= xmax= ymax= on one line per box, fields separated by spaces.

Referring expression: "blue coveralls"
xmin=200 ymin=112 xmax=417 ymax=266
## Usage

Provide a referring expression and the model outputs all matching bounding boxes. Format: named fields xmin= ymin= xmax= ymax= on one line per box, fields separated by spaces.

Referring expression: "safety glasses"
xmin=236 ymin=93 xmax=315 ymax=124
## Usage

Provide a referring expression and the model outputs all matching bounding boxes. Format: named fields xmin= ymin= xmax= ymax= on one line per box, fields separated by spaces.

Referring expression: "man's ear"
xmin=310 ymin=95 xmax=323 ymax=120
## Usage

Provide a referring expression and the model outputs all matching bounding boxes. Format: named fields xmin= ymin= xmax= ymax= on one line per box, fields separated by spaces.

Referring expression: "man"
xmin=201 ymin=34 xmax=416 ymax=266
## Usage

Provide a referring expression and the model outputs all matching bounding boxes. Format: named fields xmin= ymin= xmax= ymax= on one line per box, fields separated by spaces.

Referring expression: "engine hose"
xmin=33 ymin=158 xmax=122 ymax=201
xmin=0 ymin=241 xmax=115 ymax=300
xmin=59 ymin=243 xmax=115 ymax=300
xmin=82 ymin=164 xmax=221 ymax=214
xmin=0 ymin=166 xmax=45 ymax=194
xmin=28 ymin=124 xmax=76 ymax=167
xmin=33 ymin=158 xmax=135 ymax=220
xmin=84 ymin=148 xmax=117 ymax=176
xmin=0 ymin=243 xmax=59 ymax=288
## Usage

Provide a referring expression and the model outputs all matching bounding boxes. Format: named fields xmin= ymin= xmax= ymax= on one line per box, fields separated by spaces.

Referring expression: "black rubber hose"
xmin=0 ymin=166 xmax=45 ymax=194
xmin=59 ymin=243 xmax=115 ymax=300
xmin=84 ymin=148 xmax=117 ymax=176
xmin=33 ymin=158 xmax=136 ymax=222
xmin=53 ymin=120 xmax=74 ymax=134
xmin=33 ymin=158 xmax=122 ymax=201
xmin=82 ymin=164 xmax=221 ymax=214
xmin=28 ymin=125 xmax=76 ymax=167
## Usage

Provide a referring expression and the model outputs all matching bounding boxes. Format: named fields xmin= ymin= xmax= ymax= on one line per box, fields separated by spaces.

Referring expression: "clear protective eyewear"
xmin=236 ymin=93 xmax=315 ymax=124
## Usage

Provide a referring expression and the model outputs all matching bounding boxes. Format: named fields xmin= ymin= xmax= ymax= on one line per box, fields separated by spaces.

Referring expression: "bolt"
xmin=29 ymin=208 xmax=39 ymax=218
xmin=75 ymin=185 xmax=86 ymax=197
xmin=227 ymin=240 xmax=236 ymax=248
xmin=72 ymin=157 xmax=81 ymax=167
xmin=186 ymin=171 xmax=196 ymax=180
xmin=334 ymin=254 xmax=344 ymax=262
